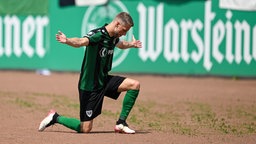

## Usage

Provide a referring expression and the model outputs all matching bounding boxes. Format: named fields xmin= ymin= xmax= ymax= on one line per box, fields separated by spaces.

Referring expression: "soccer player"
xmin=38 ymin=12 xmax=142 ymax=134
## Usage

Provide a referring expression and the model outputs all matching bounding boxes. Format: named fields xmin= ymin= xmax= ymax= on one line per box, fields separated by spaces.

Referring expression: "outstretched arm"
xmin=56 ymin=31 xmax=89 ymax=48
xmin=116 ymin=35 xmax=142 ymax=49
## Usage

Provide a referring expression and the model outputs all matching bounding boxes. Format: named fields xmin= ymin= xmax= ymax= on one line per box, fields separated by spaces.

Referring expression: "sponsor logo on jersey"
xmin=99 ymin=48 xmax=107 ymax=57
xmin=99 ymin=48 xmax=114 ymax=57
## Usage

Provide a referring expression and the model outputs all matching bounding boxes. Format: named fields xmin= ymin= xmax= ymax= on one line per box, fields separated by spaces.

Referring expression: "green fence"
xmin=0 ymin=0 xmax=256 ymax=77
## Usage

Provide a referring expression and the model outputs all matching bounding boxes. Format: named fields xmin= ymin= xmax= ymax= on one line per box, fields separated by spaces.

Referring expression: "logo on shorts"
xmin=81 ymin=1 xmax=132 ymax=68
xmin=86 ymin=110 xmax=93 ymax=117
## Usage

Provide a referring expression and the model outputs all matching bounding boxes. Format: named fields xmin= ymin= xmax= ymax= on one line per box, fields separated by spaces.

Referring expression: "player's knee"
xmin=81 ymin=125 xmax=92 ymax=133
xmin=80 ymin=121 xmax=93 ymax=133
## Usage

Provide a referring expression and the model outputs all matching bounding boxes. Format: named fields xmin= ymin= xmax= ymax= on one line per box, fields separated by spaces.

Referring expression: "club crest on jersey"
xmin=86 ymin=110 xmax=93 ymax=117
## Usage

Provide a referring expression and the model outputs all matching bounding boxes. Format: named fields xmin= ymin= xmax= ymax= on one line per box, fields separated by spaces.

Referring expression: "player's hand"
xmin=56 ymin=31 xmax=67 ymax=44
xmin=131 ymin=35 xmax=142 ymax=48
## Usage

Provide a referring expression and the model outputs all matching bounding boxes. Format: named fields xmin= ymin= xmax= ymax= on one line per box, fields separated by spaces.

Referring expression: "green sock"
xmin=119 ymin=90 xmax=139 ymax=120
xmin=57 ymin=116 xmax=81 ymax=133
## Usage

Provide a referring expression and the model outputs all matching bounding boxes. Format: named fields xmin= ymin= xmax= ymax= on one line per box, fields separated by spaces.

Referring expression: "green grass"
xmin=102 ymin=109 xmax=119 ymax=118
xmin=15 ymin=98 xmax=35 ymax=108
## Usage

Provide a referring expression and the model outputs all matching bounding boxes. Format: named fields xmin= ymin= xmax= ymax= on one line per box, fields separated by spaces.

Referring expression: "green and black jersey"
xmin=79 ymin=24 xmax=120 ymax=91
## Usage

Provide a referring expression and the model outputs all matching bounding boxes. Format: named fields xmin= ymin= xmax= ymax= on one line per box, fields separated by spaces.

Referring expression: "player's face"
xmin=114 ymin=22 xmax=131 ymax=37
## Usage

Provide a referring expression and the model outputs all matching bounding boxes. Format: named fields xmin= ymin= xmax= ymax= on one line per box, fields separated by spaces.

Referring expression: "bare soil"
xmin=0 ymin=70 xmax=256 ymax=144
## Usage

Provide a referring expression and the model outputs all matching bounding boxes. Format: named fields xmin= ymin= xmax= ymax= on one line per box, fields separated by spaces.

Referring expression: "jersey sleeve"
xmin=84 ymin=30 xmax=101 ymax=46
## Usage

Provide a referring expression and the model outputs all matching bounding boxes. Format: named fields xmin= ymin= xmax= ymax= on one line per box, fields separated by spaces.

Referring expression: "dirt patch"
xmin=0 ymin=71 xmax=256 ymax=144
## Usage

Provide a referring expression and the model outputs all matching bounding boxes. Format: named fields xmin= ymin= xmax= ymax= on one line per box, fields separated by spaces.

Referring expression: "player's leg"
xmin=78 ymin=89 xmax=104 ymax=133
xmin=39 ymin=89 xmax=99 ymax=133
xmin=38 ymin=110 xmax=82 ymax=133
xmin=117 ymin=77 xmax=140 ymax=91
xmin=57 ymin=115 xmax=82 ymax=132
xmin=104 ymin=76 xmax=140 ymax=134
xmin=38 ymin=110 xmax=93 ymax=133
xmin=118 ymin=78 xmax=140 ymax=120
xmin=116 ymin=78 xmax=140 ymax=133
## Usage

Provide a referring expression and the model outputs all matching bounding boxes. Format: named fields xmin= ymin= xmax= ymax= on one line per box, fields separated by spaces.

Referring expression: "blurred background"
xmin=0 ymin=0 xmax=256 ymax=77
